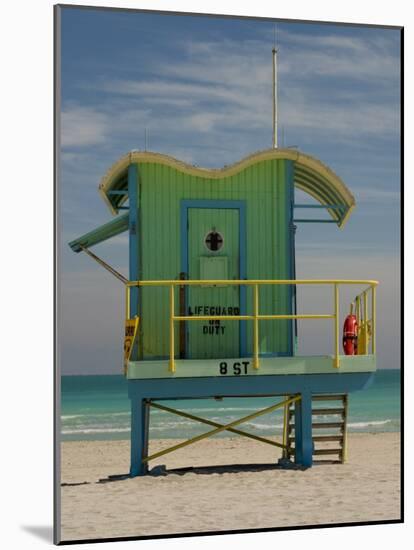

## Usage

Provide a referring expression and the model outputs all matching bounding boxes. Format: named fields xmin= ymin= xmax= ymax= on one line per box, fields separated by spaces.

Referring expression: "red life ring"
xmin=343 ymin=314 xmax=358 ymax=355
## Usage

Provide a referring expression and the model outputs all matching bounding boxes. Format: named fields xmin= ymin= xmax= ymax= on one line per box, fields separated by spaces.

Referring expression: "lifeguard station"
xmin=69 ymin=49 xmax=377 ymax=476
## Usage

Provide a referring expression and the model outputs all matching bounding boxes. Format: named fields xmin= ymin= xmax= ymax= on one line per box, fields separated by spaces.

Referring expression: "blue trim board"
xmin=128 ymin=164 xmax=139 ymax=317
xmin=180 ymin=199 xmax=247 ymax=357
xmin=128 ymin=372 xmax=374 ymax=403
xmin=181 ymin=199 xmax=246 ymax=210
xmin=238 ymin=203 xmax=247 ymax=355
xmin=294 ymin=204 xmax=343 ymax=209
xmin=108 ymin=189 xmax=128 ymax=196
xmin=286 ymin=160 xmax=295 ymax=356
xmin=293 ymin=219 xmax=337 ymax=223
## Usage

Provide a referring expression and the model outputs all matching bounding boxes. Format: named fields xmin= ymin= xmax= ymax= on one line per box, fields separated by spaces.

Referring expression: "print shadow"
xmin=21 ymin=525 xmax=53 ymax=543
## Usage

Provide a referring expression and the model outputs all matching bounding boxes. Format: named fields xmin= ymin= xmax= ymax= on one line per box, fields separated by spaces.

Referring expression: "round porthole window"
xmin=205 ymin=229 xmax=224 ymax=252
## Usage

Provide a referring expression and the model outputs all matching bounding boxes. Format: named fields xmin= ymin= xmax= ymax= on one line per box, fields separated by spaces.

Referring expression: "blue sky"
xmin=59 ymin=7 xmax=401 ymax=374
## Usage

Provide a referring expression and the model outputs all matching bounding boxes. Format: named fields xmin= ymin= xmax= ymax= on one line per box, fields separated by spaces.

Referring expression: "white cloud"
xmin=279 ymin=34 xmax=399 ymax=81
xmin=353 ymin=187 xmax=400 ymax=204
xmin=61 ymin=106 xmax=109 ymax=147
xmin=74 ymin=32 xmax=398 ymax=150
xmin=280 ymin=89 xmax=399 ymax=136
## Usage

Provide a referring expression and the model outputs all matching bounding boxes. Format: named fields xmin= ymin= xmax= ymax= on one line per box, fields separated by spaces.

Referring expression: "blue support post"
xmin=294 ymin=391 xmax=313 ymax=467
xmin=130 ymin=397 xmax=150 ymax=477
xmin=128 ymin=163 xmax=148 ymax=476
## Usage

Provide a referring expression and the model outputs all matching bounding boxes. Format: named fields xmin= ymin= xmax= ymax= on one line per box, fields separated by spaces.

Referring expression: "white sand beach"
xmin=60 ymin=432 xmax=400 ymax=541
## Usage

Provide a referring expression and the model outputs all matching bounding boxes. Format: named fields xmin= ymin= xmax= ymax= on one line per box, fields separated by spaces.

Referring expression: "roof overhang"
xmin=69 ymin=212 xmax=129 ymax=253
xmin=98 ymin=149 xmax=355 ymax=228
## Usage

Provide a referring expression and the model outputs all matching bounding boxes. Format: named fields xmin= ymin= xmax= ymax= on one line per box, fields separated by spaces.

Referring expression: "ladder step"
xmin=288 ymin=450 xmax=343 ymax=460
xmin=289 ymin=422 xmax=344 ymax=430
xmin=286 ymin=394 xmax=348 ymax=465
xmin=313 ymin=448 xmax=343 ymax=456
xmin=312 ymin=435 xmax=344 ymax=442
xmin=288 ymin=435 xmax=343 ymax=443
xmin=313 ymin=395 xmax=346 ymax=401
xmin=312 ymin=408 xmax=345 ymax=415
xmin=312 ymin=422 xmax=345 ymax=429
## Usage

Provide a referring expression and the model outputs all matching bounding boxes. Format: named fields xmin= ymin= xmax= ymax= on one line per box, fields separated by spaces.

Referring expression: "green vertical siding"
xmin=136 ymin=159 xmax=293 ymax=360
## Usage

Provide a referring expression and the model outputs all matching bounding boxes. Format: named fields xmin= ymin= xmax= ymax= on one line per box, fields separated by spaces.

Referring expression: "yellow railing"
xmin=350 ymin=285 xmax=377 ymax=356
xmin=125 ymin=279 xmax=378 ymax=373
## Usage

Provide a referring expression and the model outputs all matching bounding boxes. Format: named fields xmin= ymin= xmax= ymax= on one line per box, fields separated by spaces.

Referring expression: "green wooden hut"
xmin=70 ymin=147 xmax=377 ymax=475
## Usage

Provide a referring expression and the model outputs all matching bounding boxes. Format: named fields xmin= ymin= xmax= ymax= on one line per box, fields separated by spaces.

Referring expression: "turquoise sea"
xmin=61 ymin=369 xmax=401 ymax=441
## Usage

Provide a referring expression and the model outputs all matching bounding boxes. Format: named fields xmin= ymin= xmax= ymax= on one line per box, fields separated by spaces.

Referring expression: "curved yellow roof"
xmin=98 ymin=148 xmax=355 ymax=227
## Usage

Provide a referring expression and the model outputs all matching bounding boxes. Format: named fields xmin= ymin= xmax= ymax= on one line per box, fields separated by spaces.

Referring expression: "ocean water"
xmin=60 ymin=369 xmax=400 ymax=441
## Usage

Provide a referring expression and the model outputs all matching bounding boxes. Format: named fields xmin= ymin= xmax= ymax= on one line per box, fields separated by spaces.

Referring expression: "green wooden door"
xmin=187 ymin=208 xmax=240 ymax=359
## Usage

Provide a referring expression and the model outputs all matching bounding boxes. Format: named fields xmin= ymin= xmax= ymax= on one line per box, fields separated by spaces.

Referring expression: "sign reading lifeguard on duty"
xmin=123 ymin=318 xmax=139 ymax=374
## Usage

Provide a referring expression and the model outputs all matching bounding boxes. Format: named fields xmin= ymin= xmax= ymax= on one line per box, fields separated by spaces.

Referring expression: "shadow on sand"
xmin=95 ymin=461 xmax=307 ymax=482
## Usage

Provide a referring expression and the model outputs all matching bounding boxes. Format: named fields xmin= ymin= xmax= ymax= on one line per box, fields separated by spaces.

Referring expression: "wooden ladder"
xmin=286 ymin=394 xmax=349 ymax=464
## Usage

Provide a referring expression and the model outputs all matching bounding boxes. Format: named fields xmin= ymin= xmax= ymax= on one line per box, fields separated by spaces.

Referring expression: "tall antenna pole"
xmin=272 ymin=25 xmax=278 ymax=149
